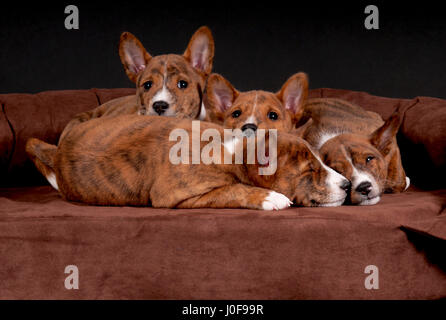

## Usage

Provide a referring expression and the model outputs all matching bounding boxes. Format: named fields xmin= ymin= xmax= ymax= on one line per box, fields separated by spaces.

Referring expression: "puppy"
xmin=59 ymin=26 xmax=214 ymax=142
xmin=26 ymin=115 xmax=350 ymax=209
xmin=300 ymin=98 xmax=410 ymax=205
xmin=203 ymin=72 xmax=308 ymax=134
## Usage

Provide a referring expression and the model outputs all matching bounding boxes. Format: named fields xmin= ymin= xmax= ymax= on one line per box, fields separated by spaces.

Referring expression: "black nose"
xmin=153 ymin=101 xmax=169 ymax=115
xmin=356 ymin=181 xmax=372 ymax=195
xmin=241 ymin=123 xmax=258 ymax=132
xmin=340 ymin=180 xmax=351 ymax=192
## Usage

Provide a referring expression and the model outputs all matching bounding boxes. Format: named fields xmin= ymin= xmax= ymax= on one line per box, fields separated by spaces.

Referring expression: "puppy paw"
xmin=262 ymin=191 xmax=292 ymax=210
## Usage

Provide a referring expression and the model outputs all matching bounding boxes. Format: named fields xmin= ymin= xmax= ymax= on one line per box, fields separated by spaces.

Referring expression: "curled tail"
xmin=25 ymin=138 xmax=59 ymax=190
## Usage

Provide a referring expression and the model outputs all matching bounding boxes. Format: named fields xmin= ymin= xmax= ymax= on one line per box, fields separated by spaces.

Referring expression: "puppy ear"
xmin=204 ymin=73 xmax=239 ymax=122
xmin=119 ymin=32 xmax=152 ymax=83
xmin=370 ymin=112 xmax=403 ymax=155
xmin=183 ymin=26 xmax=215 ymax=76
xmin=292 ymin=118 xmax=313 ymax=139
xmin=276 ymin=72 xmax=309 ymax=123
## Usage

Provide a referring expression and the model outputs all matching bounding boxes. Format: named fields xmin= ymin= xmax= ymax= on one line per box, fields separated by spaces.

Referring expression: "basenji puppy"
xmin=26 ymin=115 xmax=350 ymax=209
xmin=299 ymin=98 xmax=410 ymax=205
xmin=59 ymin=26 xmax=214 ymax=143
xmin=203 ymin=72 xmax=308 ymax=134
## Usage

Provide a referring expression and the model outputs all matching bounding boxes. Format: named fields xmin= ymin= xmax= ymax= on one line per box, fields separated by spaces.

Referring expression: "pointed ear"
xmin=204 ymin=73 xmax=239 ymax=121
xmin=276 ymin=72 xmax=309 ymax=123
xmin=183 ymin=26 xmax=215 ymax=76
xmin=370 ymin=112 xmax=403 ymax=155
xmin=119 ymin=32 xmax=152 ymax=83
xmin=293 ymin=118 xmax=313 ymax=138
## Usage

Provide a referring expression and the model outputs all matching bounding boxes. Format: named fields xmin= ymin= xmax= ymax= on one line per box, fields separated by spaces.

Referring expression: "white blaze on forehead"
xmin=152 ymin=56 xmax=174 ymax=106
xmin=244 ymin=92 xmax=258 ymax=125
xmin=341 ymin=148 xmax=374 ymax=188
xmin=340 ymin=147 xmax=380 ymax=202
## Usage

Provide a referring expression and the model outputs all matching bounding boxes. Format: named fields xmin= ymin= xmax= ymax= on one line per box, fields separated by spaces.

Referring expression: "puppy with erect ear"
xmin=60 ymin=26 xmax=215 ymax=144
xmin=203 ymin=72 xmax=309 ymax=133
xmin=119 ymin=26 xmax=214 ymax=84
xmin=118 ymin=32 xmax=153 ymax=83
xmin=276 ymin=72 xmax=309 ymax=125
xmin=311 ymin=107 xmax=409 ymax=206
xmin=369 ymin=112 xmax=408 ymax=193
xmin=118 ymin=26 xmax=215 ymax=118
xmin=40 ymin=27 xmax=216 ymax=192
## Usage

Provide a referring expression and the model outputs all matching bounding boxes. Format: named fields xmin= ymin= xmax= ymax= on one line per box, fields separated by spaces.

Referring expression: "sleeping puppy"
xmin=59 ymin=26 xmax=214 ymax=143
xmin=26 ymin=115 xmax=350 ymax=209
xmin=299 ymin=98 xmax=410 ymax=205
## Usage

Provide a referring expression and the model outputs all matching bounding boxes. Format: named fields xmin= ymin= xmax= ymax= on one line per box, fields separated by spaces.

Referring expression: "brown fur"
xmin=59 ymin=26 xmax=214 ymax=143
xmin=203 ymin=72 xmax=308 ymax=132
xmin=301 ymin=98 xmax=408 ymax=204
xmin=27 ymin=115 xmax=348 ymax=208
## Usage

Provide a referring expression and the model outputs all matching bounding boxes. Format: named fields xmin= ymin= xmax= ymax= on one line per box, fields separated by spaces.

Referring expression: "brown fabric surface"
xmin=0 ymin=88 xmax=133 ymax=186
xmin=402 ymin=97 xmax=446 ymax=168
xmin=402 ymin=208 xmax=446 ymax=241
xmin=0 ymin=102 xmax=13 ymax=176
xmin=0 ymin=186 xmax=445 ymax=299
xmin=0 ymin=88 xmax=444 ymax=299
xmin=309 ymin=88 xmax=404 ymax=119
xmin=92 ymin=88 xmax=134 ymax=105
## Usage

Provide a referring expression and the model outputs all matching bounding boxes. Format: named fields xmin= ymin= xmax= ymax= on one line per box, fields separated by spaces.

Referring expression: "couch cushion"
xmin=0 ymin=103 xmax=13 ymax=177
xmin=0 ymin=186 xmax=445 ymax=299
xmin=0 ymin=88 xmax=133 ymax=187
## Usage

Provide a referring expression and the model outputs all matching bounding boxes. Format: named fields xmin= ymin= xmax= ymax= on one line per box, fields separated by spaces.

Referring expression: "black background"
xmin=1 ymin=1 xmax=446 ymax=99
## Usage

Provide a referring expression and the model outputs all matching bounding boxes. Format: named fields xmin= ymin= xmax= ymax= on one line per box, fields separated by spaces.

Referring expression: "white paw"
xmin=262 ymin=191 xmax=292 ymax=210
xmin=404 ymin=176 xmax=411 ymax=191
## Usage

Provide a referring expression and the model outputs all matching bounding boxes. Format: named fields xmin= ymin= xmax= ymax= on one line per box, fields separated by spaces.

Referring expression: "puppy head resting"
xmin=319 ymin=113 xmax=408 ymax=205
xmin=232 ymin=132 xmax=350 ymax=207
xmin=119 ymin=26 xmax=214 ymax=119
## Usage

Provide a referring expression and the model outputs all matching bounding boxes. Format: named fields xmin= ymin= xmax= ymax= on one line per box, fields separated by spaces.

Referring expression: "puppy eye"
xmin=366 ymin=156 xmax=375 ymax=163
xmin=177 ymin=80 xmax=188 ymax=89
xmin=232 ymin=110 xmax=242 ymax=118
xmin=268 ymin=111 xmax=278 ymax=120
xmin=143 ymin=81 xmax=152 ymax=90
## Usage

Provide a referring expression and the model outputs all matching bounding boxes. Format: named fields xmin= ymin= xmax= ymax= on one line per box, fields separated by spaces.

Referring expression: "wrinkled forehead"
xmin=235 ymin=91 xmax=282 ymax=109
xmin=142 ymin=54 xmax=196 ymax=79
xmin=321 ymin=134 xmax=377 ymax=159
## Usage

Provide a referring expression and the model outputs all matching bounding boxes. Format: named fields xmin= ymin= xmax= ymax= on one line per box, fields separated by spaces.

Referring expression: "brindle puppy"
xmin=59 ymin=26 xmax=214 ymax=143
xmin=203 ymin=72 xmax=308 ymax=134
xmin=300 ymin=98 xmax=410 ymax=205
xmin=26 ymin=115 xmax=350 ymax=209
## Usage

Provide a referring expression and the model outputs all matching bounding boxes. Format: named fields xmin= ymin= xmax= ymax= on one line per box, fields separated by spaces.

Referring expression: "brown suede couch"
xmin=0 ymin=88 xmax=445 ymax=299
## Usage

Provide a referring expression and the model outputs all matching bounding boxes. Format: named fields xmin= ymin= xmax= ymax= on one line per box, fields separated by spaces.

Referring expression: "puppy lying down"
xmin=26 ymin=115 xmax=350 ymax=210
